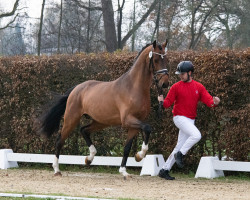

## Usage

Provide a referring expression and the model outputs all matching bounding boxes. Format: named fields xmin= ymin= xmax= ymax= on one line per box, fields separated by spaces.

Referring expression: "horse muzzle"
xmin=156 ymin=69 xmax=169 ymax=89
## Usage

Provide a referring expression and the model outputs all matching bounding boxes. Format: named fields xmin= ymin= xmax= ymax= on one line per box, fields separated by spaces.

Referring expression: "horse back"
xmin=67 ymin=80 xmax=121 ymax=125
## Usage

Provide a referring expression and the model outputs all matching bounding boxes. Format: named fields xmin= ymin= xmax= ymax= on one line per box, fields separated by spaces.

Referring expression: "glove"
xmin=158 ymin=95 xmax=164 ymax=102
xmin=213 ymin=96 xmax=220 ymax=105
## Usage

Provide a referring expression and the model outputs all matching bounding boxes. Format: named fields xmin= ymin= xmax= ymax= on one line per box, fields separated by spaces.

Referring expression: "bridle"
xmin=148 ymin=48 xmax=169 ymax=118
xmin=148 ymin=48 xmax=169 ymax=94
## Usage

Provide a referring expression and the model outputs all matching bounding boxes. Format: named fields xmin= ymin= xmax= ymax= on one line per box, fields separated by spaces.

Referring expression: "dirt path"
xmin=0 ymin=169 xmax=249 ymax=200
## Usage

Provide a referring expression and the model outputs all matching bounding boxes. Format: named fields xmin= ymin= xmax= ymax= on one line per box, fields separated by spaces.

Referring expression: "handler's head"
xmin=175 ymin=61 xmax=194 ymax=75
xmin=175 ymin=61 xmax=194 ymax=82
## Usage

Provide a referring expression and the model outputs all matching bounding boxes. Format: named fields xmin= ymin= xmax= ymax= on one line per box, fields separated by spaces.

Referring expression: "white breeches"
xmin=162 ymin=115 xmax=201 ymax=171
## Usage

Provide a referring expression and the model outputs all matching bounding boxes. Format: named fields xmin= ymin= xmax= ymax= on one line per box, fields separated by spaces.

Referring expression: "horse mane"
xmin=135 ymin=43 xmax=151 ymax=60
xmin=134 ymin=42 xmax=162 ymax=61
xmin=121 ymin=42 xmax=160 ymax=78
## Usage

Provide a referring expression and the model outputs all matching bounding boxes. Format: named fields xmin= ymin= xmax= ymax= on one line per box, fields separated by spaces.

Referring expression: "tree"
xmin=0 ymin=0 xmax=20 ymax=30
xmin=38 ymin=0 xmax=46 ymax=56
xmin=117 ymin=0 xmax=125 ymax=49
xmin=38 ymin=0 xmax=103 ymax=54
xmin=151 ymin=0 xmax=161 ymax=42
xmin=131 ymin=0 xmax=136 ymax=51
xmin=121 ymin=0 xmax=160 ymax=48
xmin=101 ymin=0 xmax=117 ymax=52
xmin=57 ymin=0 xmax=63 ymax=53
xmin=86 ymin=0 xmax=91 ymax=53
xmin=73 ymin=0 xmax=160 ymax=51
xmin=228 ymin=0 xmax=250 ymax=48
xmin=188 ymin=0 xmax=219 ymax=50
xmin=0 ymin=23 xmax=26 ymax=55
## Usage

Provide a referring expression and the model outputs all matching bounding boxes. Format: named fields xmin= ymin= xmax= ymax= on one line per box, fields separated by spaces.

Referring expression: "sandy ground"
xmin=0 ymin=169 xmax=249 ymax=200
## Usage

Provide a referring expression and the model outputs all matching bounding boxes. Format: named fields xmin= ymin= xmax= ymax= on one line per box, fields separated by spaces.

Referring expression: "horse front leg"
xmin=135 ymin=124 xmax=151 ymax=162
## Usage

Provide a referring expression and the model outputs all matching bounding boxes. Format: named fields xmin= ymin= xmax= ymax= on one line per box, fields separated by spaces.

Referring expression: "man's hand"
xmin=213 ymin=96 xmax=220 ymax=105
xmin=158 ymin=95 xmax=164 ymax=102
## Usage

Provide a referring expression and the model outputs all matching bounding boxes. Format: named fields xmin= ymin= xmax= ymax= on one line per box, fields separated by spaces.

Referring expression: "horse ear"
xmin=153 ymin=40 xmax=156 ymax=49
xmin=162 ymin=39 xmax=168 ymax=49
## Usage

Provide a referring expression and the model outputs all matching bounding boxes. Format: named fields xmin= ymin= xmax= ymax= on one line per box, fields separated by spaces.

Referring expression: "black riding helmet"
xmin=175 ymin=61 xmax=194 ymax=74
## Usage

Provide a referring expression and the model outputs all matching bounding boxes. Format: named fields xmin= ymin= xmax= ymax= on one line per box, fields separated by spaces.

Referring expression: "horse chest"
xmin=130 ymin=97 xmax=150 ymax=116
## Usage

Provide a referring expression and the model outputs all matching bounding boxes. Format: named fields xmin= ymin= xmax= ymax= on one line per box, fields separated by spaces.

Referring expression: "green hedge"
xmin=0 ymin=49 xmax=249 ymax=172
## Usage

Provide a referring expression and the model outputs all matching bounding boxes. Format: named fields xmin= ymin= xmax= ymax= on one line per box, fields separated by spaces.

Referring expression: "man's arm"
xmin=200 ymin=84 xmax=220 ymax=107
xmin=158 ymin=85 xmax=176 ymax=108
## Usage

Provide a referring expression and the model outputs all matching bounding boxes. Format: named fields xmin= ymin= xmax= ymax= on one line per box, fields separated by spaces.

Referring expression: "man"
xmin=157 ymin=61 xmax=220 ymax=180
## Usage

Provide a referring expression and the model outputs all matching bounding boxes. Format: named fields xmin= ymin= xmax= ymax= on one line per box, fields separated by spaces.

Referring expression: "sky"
xmin=2 ymin=0 xmax=134 ymax=18
xmin=0 ymin=0 xmax=63 ymax=29
xmin=1 ymin=0 xmax=136 ymax=38
xmin=2 ymin=0 xmax=42 ymax=18
xmin=1 ymin=0 xmax=146 ymax=51
xmin=1 ymin=0 xmax=60 ymax=18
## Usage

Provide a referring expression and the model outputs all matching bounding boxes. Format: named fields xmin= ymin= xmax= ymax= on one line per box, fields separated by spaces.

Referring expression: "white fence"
xmin=0 ymin=149 xmax=165 ymax=176
xmin=195 ymin=156 xmax=250 ymax=179
xmin=1 ymin=150 xmax=249 ymax=179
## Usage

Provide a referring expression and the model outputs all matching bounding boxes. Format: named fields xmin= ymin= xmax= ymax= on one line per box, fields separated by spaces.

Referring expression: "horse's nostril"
xmin=162 ymin=83 xmax=168 ymax=88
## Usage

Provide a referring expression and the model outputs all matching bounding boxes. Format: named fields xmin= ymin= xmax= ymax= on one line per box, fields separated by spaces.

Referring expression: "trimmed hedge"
xmin=0 ymin=49 xmax=249 ymax=171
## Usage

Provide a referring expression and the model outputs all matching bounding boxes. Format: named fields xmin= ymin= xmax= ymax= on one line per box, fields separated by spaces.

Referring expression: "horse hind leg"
xmin=119 ymin=128 xmax=138 ymax=179
xmin=80 ymin=121 xmax=107 ymax=166
xmin=53 ymin=134 xmax=64 ymax=176
xmin=52 ymin=110 xmax=82 ymax=176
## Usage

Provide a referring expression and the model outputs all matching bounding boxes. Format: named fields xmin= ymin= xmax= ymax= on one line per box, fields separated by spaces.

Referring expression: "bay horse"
xmin=38 ymin=40 xmax=169 ymax=179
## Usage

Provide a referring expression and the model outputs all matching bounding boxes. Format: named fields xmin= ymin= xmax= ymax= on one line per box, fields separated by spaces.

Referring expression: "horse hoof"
xmin=135 ymin=153 xmax=143 ymax=162
xmin=85 ymin=157 xmax=92 ymax=166
xmin=54 ymin=172 xmax=62 ymax=176
xmin=123 ymin=174 xmax=132 ymax=180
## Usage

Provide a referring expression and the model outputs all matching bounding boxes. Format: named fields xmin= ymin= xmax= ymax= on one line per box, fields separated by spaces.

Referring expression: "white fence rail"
xmin=2 ymin=150 xmax=249 ymax=179
xmin=195 ymin=156 xmax=250 ymax=179
xmin=0 ymin=149 xmax=165 ymax=176
xmin=6 ymin=153 xmax=143 ymax=167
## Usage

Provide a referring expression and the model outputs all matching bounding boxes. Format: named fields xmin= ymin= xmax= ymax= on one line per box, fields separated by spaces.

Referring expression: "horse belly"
xmin=81 ymin=85 xmax=121 ymax=125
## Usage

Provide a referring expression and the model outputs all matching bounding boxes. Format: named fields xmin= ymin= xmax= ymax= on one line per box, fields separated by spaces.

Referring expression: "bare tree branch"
xmin=0 ymin=0 xmax=20 ymax=18
xmin=121 ymin=0 xmax=160 ymax=47
xmin=0 ymin=14 xmax=19 ymax=30
xmin=72 ymin=0 xmax=102 ymax=11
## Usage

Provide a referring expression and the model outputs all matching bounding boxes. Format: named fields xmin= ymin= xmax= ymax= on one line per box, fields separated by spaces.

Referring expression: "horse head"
xmin=148 ymin=39 xmax=169 ymax=90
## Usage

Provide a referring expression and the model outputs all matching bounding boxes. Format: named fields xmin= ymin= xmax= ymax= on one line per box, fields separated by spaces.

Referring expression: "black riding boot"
xmin=174 ymin=151 xmax=184 ymax=168
xmin=158 ymin=169 xmax=175 ymax=180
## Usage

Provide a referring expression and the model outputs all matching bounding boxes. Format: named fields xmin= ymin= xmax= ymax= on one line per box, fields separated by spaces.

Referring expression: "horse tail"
xmin=38 ymin=86 xmax=75 ymax=138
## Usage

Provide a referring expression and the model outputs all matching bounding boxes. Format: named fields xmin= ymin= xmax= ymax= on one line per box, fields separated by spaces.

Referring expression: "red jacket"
xmin=163 ymin=80 xmax=215 ymax=119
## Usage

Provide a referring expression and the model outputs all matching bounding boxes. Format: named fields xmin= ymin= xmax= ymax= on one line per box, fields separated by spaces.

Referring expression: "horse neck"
xmin=128 ymin=53 xmax=152 ymax=91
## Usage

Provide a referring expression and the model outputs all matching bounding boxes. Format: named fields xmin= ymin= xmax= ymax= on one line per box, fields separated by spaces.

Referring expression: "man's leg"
xmin=159 ymin=119 xmax=189 ymax=180
xmin=173 ymin=116 xmax=201 ymax=168
xmin=162 ymin=129 xmax=189 ymax=171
